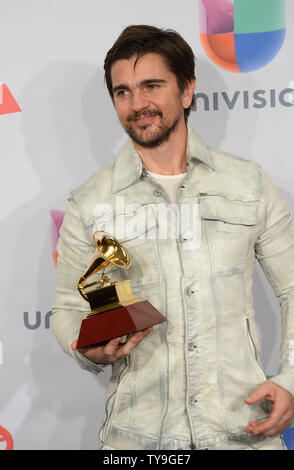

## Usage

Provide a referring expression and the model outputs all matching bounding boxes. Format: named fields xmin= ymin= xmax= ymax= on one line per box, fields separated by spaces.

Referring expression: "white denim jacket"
xmin=52 ymin=125 xmax=294 ymax=450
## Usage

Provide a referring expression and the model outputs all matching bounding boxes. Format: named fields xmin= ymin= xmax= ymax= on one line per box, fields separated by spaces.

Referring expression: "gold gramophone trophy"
xmin=76 ymin=231 xmax=166 ymax=349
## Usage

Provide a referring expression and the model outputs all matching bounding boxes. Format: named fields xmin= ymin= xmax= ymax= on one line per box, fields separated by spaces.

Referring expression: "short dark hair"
xmin=104 ymin=25 xmax=196 ymax=121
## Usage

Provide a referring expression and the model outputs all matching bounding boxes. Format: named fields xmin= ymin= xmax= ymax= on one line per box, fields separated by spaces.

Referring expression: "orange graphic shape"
xmin=200 ymin=32 xmax=240 ymax=73
xmin=0 ymin=84 xmax=21 ymax=115
xmin=52 ymin=252 xmax=58 ymax=267
xmin=0 ymin=425 xmax=14 ymax=450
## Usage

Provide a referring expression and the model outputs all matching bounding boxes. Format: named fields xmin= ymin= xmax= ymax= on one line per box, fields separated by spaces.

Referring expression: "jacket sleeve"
xmin=255 ymin=166 xmax=294 ymax=396
xmin=51 ymin=194 xmax=106 ymax=374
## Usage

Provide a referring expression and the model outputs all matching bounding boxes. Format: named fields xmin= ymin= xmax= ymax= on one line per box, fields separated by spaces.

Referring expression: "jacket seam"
xmin=204 ymin=219 xmax=231 ymax=432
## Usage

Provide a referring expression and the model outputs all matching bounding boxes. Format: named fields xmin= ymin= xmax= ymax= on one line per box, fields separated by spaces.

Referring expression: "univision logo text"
xmin=23 ymin=311 xmax=53 ymax=329
xmin=192 ymin=87 xmax=294 ymax=112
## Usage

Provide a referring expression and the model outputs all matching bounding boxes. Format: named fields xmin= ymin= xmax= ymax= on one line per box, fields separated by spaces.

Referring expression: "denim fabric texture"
xmin=52 ymin=126 xmax=294 ymax=450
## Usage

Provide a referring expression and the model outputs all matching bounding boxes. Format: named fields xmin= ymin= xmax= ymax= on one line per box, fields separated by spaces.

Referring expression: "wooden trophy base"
xmin=76 ymin=300 xmax=166 ymax=349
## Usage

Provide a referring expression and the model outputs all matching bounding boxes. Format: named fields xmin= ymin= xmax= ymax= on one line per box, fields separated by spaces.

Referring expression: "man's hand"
xmin=71 ymin=327 xmax=154 ymax=365
xmin=245 ymin=381 xmax=294 ymax=436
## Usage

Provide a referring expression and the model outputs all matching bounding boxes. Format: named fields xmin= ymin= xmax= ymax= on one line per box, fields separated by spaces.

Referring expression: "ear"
xmin=182 ymin=78 xmax=196 ymax=109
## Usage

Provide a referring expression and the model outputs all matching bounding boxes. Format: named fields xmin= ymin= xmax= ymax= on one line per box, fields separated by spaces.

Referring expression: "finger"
xmin=71 ymin=340 xmax=89 ymax=353
xmin=249 ymin=421 xmax=277 ymax=436
xmin=245 ymin=382 xmax=294 ymax=436
xmin=104 ymin=336 xmax=124 ymax=355
xmin=256 ymin=412 xmax=290 ymax=436
xmin=133 ymin=327 xmax=154 ymax=340
xmin=128 ymin=327 xmax=154 ymax=346
xmin=245 ymin=382 xmax=274 ymax=405
xmin=126 ymin=327 xmax=154 ymax=346
xmin=245 ymin=386 xmax=266 ymax=405
xmin=247 ymin=402 xmax=284 ymax=436
xmin=246 ymin=418 xmax=274 ymax=436
xmin=245 ymin=421 xmax=259 ymax=434
xmin=117 ymin=328 xmax=154 ymax=357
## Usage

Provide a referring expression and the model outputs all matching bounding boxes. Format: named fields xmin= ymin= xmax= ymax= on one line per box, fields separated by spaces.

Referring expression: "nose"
xmin=130 ymin=89 xmax=149 ymax=113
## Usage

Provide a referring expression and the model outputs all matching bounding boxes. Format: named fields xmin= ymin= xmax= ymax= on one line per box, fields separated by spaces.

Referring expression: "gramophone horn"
xmin=78 ymin=231 xmax=131 ymax=300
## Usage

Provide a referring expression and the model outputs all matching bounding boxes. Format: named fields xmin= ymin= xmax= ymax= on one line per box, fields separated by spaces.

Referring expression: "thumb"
xmin=71 ymin=340 xmax=78 ymax=351
xmin=245 ymin=383 xmax=269 ymax=405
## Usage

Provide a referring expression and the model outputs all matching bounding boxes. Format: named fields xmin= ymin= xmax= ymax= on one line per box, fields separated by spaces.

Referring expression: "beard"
xmin=123 ymin=109 xmax=181 ymax=148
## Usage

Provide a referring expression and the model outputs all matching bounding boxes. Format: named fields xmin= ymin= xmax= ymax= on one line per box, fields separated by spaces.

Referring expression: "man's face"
xmin=110 ymin=53 xmax=194 ymax=148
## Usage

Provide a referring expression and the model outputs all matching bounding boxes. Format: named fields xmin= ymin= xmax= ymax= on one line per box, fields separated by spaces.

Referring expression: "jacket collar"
xmin=112 ymin=124 xmax=215 ymax=194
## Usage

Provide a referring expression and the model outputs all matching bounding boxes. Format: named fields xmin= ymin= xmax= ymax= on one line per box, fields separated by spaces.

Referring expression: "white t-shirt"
xmin=147 ymin=170 xmax=187 ymax=203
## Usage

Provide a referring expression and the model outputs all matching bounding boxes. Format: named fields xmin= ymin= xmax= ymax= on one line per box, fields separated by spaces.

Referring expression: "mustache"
xmin=127 ymin=110 xmax=162 ymax=122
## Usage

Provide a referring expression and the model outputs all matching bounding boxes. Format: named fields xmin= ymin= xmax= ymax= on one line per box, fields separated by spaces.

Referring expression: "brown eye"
xmin=147 ymin=84 xmax=159 ymax=90
xmin=116 ymin=89 xmax=128 ymax=97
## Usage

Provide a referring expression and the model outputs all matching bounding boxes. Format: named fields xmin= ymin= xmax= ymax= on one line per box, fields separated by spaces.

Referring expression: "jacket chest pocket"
xmin=200 ymin=194 xmax=257 ymax=275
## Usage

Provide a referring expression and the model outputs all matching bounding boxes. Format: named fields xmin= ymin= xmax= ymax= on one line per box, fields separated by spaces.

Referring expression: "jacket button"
xmin=189 ymin=397 xmax=198 ymax=406
xmin=182 ymin=231 xmax=193 ymax=240
xmin=153 ymin=189 xmax=161 ymax=197
xmin=185 ymin=287 xmax=195 ymax=296
xmin=188 ymin=343 xmax=199 ymax=352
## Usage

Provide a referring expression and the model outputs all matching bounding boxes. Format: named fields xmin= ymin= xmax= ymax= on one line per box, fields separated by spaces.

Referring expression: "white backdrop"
xmin=0 ymin=0 xmax=293 ymax=450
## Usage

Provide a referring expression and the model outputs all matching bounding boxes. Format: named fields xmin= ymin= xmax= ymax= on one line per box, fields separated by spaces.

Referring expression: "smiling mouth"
xmin=134 ymin=115 xmax=158 ymax=124
xmin=128 ymin=111 xmax=162 ymax=123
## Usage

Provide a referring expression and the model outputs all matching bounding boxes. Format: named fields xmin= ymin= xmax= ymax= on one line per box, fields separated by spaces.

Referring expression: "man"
xmin=52 ymin=25 xmax=294 ymax=450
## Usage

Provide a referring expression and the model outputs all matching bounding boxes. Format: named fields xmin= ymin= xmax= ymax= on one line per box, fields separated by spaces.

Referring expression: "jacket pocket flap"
xmin=200 ymin=195 xmax=256 ymax=225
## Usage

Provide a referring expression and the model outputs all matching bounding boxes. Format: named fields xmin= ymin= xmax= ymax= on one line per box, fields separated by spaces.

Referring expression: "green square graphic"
xmin=234 ymin=0 xmax=286 ymax=34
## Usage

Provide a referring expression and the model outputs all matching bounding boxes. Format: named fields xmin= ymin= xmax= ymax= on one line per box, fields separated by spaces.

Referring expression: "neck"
xmin=132 ymin=119 xmax=188 ymax=175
